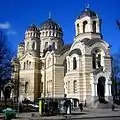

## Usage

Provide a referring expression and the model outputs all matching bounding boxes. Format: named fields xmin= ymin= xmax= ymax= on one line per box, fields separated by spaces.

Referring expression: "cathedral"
xmin=12 ymin=6 xmax=112 ymax=105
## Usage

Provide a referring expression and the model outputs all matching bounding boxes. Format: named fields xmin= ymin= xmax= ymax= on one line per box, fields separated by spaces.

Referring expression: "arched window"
xmin=73 ymin=80 xmax=77 ymax=93
xmin=28 ymin=33 xmax=30 ymax=37
xmin=25 ymin=82 xmax=28 ymax=93
xmin=43 ymin=32 xmax=45 ymax=36
xmin=45 ymin=42 xmax=48 ymax=49
xmin=26 ymin=60 xmax=28 ymax=69
xmin=49 ymin=31 xmax=52 ymax=36
xmin=33 ymin=33 xmax=35 ymax=37
xmin=26 ymin=42 xmax=29 ymax=50
xmin=46 ymin=31 xmax=48 ymax=36
xmin=93 ymin=21 xmax=96 ymax=33
xmin=31 ymin=32 xmax=32 ymax=37
xmin=73 ymin=57 xmax=77 ymax=70
xmin=52 ymin=42 xmax=55 ymax=50
xmin=77 ymin=23 xmax=80 ymax=34
xmin=32 ymin=42 xmax=35 ymax=50
xmin=92 ymin=53 xmax=96 ymax=69
xmin=29 ymin=62 xmax=31 ymax=69
xmin=97 ymin=54 xmax=101 ymax=68
xmin=83 ymin=21 xmax=88 ymax=33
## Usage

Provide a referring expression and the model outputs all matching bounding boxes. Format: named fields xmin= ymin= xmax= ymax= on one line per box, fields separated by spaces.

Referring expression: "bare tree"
xmin=116 ymin=20 xmax=120 ymax=30
xmin=112 ymin=51 xmax=120 ymax=102
xmin=0 ymin=30 xmax=12 ymax=106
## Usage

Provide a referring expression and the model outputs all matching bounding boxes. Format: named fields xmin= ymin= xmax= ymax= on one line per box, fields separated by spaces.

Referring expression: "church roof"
xmin=81 ymin=38 xmax=105 ymax=47
xmin=39 ymin=18 xmax=62 ymax=32
xmin=55 ymin=44 xmax=71 ymax=55
xmin=27 ymin=24 xmax=38 ymax=31
xmin=77 ymin=8 xmax=98 ymax=19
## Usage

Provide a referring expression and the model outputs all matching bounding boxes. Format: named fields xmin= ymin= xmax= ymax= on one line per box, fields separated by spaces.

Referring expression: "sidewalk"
xmin=13 ymin=108 xmax=120 ymax=120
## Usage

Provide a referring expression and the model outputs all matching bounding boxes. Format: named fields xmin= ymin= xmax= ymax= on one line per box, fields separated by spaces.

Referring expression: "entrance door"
xmin=97 ymin=77 xmax=105 ymax=102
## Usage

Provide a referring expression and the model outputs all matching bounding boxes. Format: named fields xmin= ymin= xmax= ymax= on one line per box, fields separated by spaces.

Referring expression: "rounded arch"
xmin=45 ymin=42 xmax=48 ymax=49
xmin=52 ymin=42 xmax=55 ymax=50
xmin=98 ymin=76 xmax=106 ymax=82
xmin=91 ymin=47 xmax=105 ymax=69
xmin=83 ymin=20 xmax=88 ymax=33
xmin=49 ymin=31 xmax=52 ymax=36
xmin=70 ymin=41 xmax=84 ymax=55
xmin=46 ymin=31 xmax=48 ymax=36
xmin=44 ymin=51 xmax=51 ymax=59
xmin=96 ymin=72 xmax=108 ymax=84
xmin=97 ymin=76 xmax=106 ymax=100
xmin=91 ymin=47 xmax=105 ymax=56
xmin=32 ymin=42 xmax=35 ymax=50
xmin=87 ymin=42 xmax=109 ymax=56
xmin=25 ymin=82 xmax=28 ymax=94
xmin=92 ymin=20 xmax=97 ymax=33
xmin=69 ymin=49 xmax=82 ymax=56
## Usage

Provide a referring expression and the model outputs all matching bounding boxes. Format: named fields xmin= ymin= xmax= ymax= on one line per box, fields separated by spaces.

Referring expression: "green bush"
xmin=4 ymin=109 xmax=16 ymax=120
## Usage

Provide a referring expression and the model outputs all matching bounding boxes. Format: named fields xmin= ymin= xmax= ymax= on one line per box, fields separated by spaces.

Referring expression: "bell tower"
xmin=75 ymin=5 xmax=102 ymax=41
xmin=24 ymin=24 xmax=40 ymax=57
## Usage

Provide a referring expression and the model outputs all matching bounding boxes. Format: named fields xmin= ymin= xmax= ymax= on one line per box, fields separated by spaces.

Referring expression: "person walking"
xmin=79 ymin=102 xmax=83 ymax=112
xmin=112 ymin=104 xmax=115 ymax=111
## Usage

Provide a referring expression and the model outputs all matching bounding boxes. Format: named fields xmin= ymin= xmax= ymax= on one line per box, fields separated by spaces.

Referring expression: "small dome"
xmin=77 ymin=8 xmax=98 ymax=19
xmin=39 ymin=19 xmax=62 ymax=32
xmin=27 ymin=24 xmax=38 ymax=31
xmin=19 ymin=41 xmax=24 ymax=47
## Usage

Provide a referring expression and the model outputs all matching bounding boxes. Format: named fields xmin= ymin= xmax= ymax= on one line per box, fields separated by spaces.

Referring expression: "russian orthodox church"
xmin=12 ymin=6 xmax=112 ymax=105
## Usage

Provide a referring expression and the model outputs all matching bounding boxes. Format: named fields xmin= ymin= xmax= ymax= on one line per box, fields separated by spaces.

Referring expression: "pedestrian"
xmin=112 ymin=104 xmax=115 ymax=111
xmin=79 ymin=102 xmax=83 ymax=112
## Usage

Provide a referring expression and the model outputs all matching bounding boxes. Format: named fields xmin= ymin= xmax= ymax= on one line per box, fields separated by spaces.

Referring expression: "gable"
xmin=19 ymin=52 xmax=35 ymax=62
xmin=70 ymin=41 xmax=85 ymax=55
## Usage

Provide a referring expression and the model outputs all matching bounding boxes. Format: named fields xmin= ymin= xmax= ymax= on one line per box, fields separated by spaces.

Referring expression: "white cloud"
xmin=6 ymin=30 xmax=17 ymax=36
xmin=0 ymin=21 xmax=17 ymax=36
xmin=0 ymin=22 xmax=11 ymax=29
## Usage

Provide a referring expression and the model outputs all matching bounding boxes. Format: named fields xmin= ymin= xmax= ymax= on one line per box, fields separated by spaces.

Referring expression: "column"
xmin=95 ymin=84 xmax=97 ymax=96
xmin=108 ymin=84 xmax=112 ymax=96
xmin=80 ymin=23 xmax=83 ymax=34
xmin=92 ymin=83 xmax=97 ymax=96
xmin=105 ymin=83 xmax=109 ymax=96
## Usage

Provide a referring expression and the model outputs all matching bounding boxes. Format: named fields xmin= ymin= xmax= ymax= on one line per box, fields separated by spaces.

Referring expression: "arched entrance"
xmin=97 ymin=76 xmax=105 ymax=102
xmin=4 ymin=86 xmax=11 ymax=99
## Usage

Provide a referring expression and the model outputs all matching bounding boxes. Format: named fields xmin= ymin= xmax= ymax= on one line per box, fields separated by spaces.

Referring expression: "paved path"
xmin=12 ymin=108 xmax=120 ymax=120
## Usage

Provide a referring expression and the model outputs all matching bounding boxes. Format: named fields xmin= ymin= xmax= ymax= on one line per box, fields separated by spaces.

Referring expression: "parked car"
xmin=22 ymin=98 xmax=39 ymax=112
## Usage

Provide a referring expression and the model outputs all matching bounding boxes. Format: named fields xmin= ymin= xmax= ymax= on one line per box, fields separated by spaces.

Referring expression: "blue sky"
xmin=0 ymin=0 xmax=120 ymax=54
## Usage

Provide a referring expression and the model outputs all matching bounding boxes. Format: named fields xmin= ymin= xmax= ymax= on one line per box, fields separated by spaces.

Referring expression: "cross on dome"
xmin=85 ymin=4 xmax=90 ymax=11
xmin=48 ymin=12 xmax=51 ymax=19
